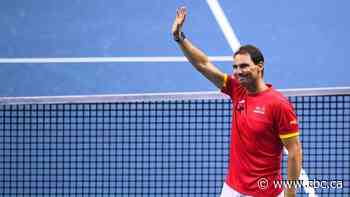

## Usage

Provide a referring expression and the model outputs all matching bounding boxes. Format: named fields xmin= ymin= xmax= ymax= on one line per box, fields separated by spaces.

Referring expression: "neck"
xmin=246 ymin=78 xmax=268 ymax=94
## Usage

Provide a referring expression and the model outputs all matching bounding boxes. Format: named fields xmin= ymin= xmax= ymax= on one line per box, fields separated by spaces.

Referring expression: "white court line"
xmin=208 ymin=0 xmax=315 ymax=195
xmin=206 ymin=0 xmax=241 ymax=52
xmin=0 ymin=1 xmax=237 ymax=64
xmin=0 ymin=56 xmax=233 ymax=64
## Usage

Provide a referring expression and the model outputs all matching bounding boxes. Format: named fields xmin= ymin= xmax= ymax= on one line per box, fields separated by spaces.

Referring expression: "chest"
xmin=233 ymin=97 xmax=274 ymax=134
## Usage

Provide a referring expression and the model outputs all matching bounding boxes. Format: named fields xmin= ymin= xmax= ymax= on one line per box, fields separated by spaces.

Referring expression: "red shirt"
xmin=221 ymin=75 xmax=299 ymax=197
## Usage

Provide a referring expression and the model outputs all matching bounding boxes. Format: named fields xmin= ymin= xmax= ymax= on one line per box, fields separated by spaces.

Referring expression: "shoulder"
xmin=221 ymin=74 xmax=247 ymax=100
xmin=268 ymin=88 xmax=291 ymax=106
xmin=265 ymin=88 xmax=296 ymax=115
xmin=227 ymin=75 xmax=241 ymax=89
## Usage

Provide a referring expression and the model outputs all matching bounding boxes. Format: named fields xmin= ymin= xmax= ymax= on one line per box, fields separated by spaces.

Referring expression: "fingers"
xmin=172 ymin=6 xmax=187 ymax=36
xmin=176 ymin=6 xmax=187 ymax=19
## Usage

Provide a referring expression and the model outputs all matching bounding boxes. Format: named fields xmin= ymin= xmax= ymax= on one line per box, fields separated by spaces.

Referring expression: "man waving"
xmin=172 ymin=6 xmax=302 ymax=197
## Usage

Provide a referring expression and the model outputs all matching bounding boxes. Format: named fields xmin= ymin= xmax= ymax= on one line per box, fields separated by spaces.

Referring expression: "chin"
xmin=239 ymin=81 xmax=249 ymax=87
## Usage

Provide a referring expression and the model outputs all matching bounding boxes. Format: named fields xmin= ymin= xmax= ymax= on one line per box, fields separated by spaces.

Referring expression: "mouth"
xmin=238 ymin=76 xmax=248 ymax=82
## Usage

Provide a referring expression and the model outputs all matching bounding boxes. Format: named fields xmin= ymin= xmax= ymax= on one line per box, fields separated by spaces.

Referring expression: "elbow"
xmin=288 ymin=143 xmax=302 ymax=159
xmin=288 ymin=142 xmax=303 ymax=170
xmin=191 ymin=60 xmax=209 ymax=72
xmin=285 ymin=139 xmax=302 ymax=165
xmin=192 ymin=56 xmax=209 ymax=67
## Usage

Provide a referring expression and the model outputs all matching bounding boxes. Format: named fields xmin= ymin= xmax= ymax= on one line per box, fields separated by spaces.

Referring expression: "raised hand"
xmin=172 ymin=6 xmax=187 ymax=41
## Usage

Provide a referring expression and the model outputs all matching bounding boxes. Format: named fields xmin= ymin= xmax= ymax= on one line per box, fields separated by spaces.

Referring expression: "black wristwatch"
xmin=174 ymin=32 xmax=186 ymax=43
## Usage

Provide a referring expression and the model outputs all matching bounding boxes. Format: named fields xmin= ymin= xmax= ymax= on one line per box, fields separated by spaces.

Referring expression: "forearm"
xmin=176 ymin=38 xmax=225 ymax=89
xmin=285 ymin=143 xmax=302 ymax=196
xmin=178 ymin=38 xmax=209 ymax=70
xmin=287 ymin=154 xmax=301 ymax=181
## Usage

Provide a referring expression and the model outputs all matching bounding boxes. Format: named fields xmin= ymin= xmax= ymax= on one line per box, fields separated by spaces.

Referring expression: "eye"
xmin=232 ymin=64 xmax=237 ymax=69
xmin=240 ymin=63 xmax=249 ymax=68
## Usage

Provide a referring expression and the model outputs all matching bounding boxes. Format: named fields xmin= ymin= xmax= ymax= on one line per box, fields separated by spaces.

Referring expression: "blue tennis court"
xmin=0 ymin=0 xmax=349 ymax=196
xmin=0 ymin=0 xmax=349 ymax=96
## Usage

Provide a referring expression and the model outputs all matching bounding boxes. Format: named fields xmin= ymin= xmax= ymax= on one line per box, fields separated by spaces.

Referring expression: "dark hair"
xmin=234 ymin=44 xmax=264 ymax=65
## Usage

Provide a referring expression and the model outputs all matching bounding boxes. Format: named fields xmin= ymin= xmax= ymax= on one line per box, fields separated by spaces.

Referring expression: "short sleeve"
xmin=221 ymin=74 xmax=239 ymax=98
xmin=274 ymin=101 xmax=300 ymax=140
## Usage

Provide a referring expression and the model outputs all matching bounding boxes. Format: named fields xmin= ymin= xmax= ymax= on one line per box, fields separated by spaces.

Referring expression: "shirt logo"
xmin=237 ymin=100 xmax=245 ymax=111
xmin=290 ymin=120 xmax=298 ymax=125
xmin=253 ymin=106 xmax=265 ymax=114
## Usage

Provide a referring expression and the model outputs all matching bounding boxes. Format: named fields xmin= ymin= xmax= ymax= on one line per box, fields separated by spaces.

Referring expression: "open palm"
xmin=172 ymin=7 xmax=187 ymax=38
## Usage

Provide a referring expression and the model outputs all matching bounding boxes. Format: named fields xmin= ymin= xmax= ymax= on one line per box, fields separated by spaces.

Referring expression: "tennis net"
xmin=0 ymin=88 xmax=349 ymax=196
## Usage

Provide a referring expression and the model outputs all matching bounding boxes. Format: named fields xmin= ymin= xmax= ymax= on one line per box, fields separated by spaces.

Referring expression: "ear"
xmin=256 ymin=62 xmax=264 ymax=77
xmin=256 ymin=61 xmax=264 ymax=71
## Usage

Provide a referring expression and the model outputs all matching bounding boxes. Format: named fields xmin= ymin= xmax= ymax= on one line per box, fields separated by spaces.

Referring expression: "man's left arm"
xmin=282 ymin=136 xmax=303 ymax=197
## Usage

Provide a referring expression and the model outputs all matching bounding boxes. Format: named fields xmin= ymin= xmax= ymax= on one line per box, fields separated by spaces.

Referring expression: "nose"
xmin=234 ymin=67 xmax=243 ymax=75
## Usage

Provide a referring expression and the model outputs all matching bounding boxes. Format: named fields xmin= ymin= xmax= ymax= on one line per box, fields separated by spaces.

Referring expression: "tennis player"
xmin=172 ymin=7 xmax=302 ymax=197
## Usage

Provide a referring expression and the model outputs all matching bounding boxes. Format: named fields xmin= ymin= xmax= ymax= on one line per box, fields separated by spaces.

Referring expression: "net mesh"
xmin=0 ymin=93 xmax=349 ymax=196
